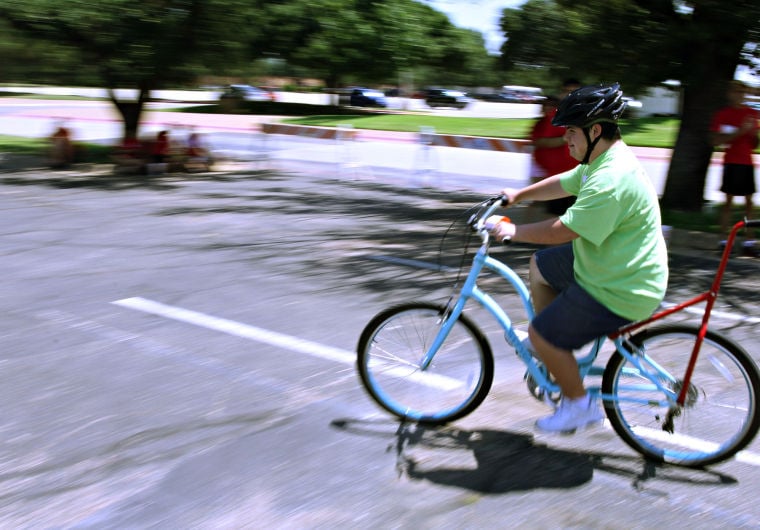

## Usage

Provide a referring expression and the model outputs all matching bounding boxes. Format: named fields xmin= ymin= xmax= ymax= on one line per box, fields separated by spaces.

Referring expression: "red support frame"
xmin=608 ymin=219 xmax=749 ymax=406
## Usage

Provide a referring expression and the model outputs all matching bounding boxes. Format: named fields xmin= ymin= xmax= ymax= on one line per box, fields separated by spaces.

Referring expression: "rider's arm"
xmin=513 ymin=217 xmax=579 ymax=245
xmin=503 ymin=174 xmax=571 ymax=204
xmin=488 ymin=216 xmax=578 ymax=245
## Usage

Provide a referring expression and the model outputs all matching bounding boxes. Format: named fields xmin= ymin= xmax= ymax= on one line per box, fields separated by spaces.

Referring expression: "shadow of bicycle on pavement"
xmin=331 ymin=418 xmax=736 ymax=494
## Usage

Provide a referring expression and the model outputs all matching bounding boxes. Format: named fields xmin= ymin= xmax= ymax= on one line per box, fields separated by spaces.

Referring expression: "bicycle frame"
xmin=420 ymin=221 xmax=605 ymax=400
xmin=421 ymin=197 xmax=759 ymax=410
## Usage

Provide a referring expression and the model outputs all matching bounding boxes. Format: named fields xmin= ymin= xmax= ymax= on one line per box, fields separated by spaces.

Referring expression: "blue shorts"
xmin=532 ymin=244 xmax=632 ymax=350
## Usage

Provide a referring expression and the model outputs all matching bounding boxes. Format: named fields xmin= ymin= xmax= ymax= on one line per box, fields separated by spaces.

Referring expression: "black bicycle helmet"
xmin=552 ymin=82 xmax=626 ymax=128
xmin=552 ymin=82 xmax=626 ymax=164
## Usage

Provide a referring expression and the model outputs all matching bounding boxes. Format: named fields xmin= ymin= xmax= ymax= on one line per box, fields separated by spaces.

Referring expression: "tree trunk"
xmin=661 ymin=4 xmax=749 ymax=212
xmin=661 ymin=81 xmax=724 ymax=211
xmin=108 ymin=87 xmax=150 ymax=141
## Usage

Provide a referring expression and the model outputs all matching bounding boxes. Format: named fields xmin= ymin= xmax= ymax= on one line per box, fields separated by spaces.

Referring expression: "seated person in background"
xmin=152 ymin=130 xmax=170 ymax=163
xmin=49 ymin=123 xmax=74 ymax=169
xmin=112 ymin=134 xmax=148 ymax=174
xmin=185 ymin=130 xmax=212 ymax=172
xmin=147 ymin=130 xmax=171 ymax=174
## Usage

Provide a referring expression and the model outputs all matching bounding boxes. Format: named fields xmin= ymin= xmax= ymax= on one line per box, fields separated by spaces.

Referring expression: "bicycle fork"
xmin=419 ymin=246 xmax=491 ymax=371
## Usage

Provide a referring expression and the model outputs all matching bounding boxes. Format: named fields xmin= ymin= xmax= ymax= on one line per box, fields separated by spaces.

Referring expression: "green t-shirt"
xmin=559 ymin=142 xmax=669 ymax=321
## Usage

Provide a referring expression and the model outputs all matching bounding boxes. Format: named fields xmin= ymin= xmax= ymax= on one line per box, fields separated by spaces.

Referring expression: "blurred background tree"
xmin=0 ymin=0 xmax=498 ymax=138
xmin=0 ymin=0 xmax=264 ymax=139
xmin=251 ymin=0 xmax=498 ymax=89
xmin=499 ymin=0 xmax=760 ymax=211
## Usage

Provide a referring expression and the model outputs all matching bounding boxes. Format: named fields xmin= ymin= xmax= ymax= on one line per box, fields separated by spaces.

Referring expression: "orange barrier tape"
xmin=260 ymin=123 xmax=357 ymax=140
xmin=428 ymin=134 xmax=532 ymax=153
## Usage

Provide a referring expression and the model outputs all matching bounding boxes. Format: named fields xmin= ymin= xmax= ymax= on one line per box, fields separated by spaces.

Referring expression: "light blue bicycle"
xmin=357 ymin=196 xmax=760 ymax=467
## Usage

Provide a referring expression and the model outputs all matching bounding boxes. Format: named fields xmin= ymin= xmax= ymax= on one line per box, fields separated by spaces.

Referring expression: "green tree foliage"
xmin=0 ymin=0 xmax=496 ymax=138
xmin=255 ymin=0 xmax=496 ymax=89
xmin=0 ymin=20 xmax=97 ymax=84
xmin=0 ymin=0 xmax=259 ymax=139
xmin=500 ymin=0 xmax=760 ymax=210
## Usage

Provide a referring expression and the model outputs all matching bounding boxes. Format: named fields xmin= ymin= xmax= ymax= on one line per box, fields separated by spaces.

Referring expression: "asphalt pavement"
xmin=1 ymin=154 xmax=760 ymax=527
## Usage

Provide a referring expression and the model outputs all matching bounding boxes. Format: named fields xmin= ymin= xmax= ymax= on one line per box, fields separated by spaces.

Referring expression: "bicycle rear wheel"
xmin=357 ymin=302 xmax=493 ymax=425
xmin=602 ymin=324 xmax=760 ymax=467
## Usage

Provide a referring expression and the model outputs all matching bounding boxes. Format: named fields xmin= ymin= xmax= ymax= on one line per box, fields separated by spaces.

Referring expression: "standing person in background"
xmin=530 ymin=95 xmax=579 ymax=215
xmin=711 ymin=80 xmax=760 ymax=256
xmin=561 ymin=78 xmax=582 ymax=98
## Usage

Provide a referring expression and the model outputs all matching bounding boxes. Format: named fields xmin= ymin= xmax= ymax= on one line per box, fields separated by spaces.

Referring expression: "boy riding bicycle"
xmin=487 ymin=83 xmax=669 ymax=433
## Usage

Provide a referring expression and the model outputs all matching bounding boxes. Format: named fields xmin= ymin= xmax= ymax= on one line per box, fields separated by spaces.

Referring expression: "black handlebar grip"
xmin=745 ymin=219 xmax=760 ymax=227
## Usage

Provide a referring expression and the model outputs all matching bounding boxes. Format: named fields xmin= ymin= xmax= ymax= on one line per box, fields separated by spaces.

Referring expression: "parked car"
xmin=622 ymin=96 xmax=643 ymax=118
xmin=498 ymin=85 xmax=545 ymax=103
xmin=349 ymin=88 xmax=387 ymax=108
xmin=219 ymin=84 xmax=274 ymax=102
xmin=425 ymin=88 xmax=470 ymax=109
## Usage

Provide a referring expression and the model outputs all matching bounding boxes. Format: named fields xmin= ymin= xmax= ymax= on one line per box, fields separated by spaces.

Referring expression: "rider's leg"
xmin=528 ymin=246 xmax=593 ymax=421
xmin=528 ymin=325 xmax=585 ymax=399
xmin=529 ymin=253 xmax=557 ymax=313
xmin=529 ymin=248 xmax=631 ymax=431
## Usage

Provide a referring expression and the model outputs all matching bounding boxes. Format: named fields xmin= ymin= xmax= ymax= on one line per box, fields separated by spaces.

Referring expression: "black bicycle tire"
xmin=356 ymin=301 xmax=494 ymax=425
xmin=602 ymin=323 xmax=760 ymax=467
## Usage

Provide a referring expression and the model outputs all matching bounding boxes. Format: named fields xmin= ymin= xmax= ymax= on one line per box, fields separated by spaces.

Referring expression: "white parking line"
xmin=113 ymin=296 xmax=356 ymax=363
xmin=659 ymin=301 xmax=760 ymax=324
xmin=112 ymin=297 xmax=461 ymax=390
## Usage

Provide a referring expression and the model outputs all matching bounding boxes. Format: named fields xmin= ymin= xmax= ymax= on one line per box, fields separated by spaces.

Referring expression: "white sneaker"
xmin=535 ymin=394 xmax=604 ymax=433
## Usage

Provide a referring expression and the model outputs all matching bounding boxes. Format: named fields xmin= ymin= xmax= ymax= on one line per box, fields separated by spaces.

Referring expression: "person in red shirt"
xmin=49 ymin=123 xmax=74 ymax=169
xmin=711 ymin=80 xmax=760 ymax=255
xmin=152 ymin=130 xmax=170 ymax=163
xmin=530 ymin=95 xmax=579 ymax=214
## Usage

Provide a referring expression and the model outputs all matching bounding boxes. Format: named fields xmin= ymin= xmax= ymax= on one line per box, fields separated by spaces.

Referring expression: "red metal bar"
xmin=609 ymin=220 xmax=747 ymax=405
xmin=674 ymin=220 xmax=745 ymax=404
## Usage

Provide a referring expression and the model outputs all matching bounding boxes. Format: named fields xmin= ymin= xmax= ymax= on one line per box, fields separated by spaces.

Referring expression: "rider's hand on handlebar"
xmin=486 ymin=215 xmax=516 ymax=243
xmin=500 ymin=188 xmax=519 ymax=206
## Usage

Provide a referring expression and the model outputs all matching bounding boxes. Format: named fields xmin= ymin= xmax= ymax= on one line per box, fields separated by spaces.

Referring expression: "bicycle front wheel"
xmin=603 ymin=324 xmax=760 ymax=467
xmin=357 ymin=302 xmax=494 ymax=425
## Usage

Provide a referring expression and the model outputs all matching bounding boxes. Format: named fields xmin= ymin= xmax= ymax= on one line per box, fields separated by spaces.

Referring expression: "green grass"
xmin=0 ymin=135 xmax=48 ymax=155
xmin=287 ymin=114 xmax=537 ymax=138
xmin=284 ymin=114 xmax=681 ymax=147
xmin=662 ymin=208 xmax=720 ymax=233
xmin=0 ymin=135 xmax=113 ymax=163
xmin=175 ymin=101 xmax=681 ymax=147
xmin=0 ymin=91 xmax=105 ymax=101
xmin=662 ymin=204 xmax=760 ymax=233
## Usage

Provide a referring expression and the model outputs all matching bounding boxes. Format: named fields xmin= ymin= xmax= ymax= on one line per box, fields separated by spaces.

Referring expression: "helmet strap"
xmin=581 ymin=126 xmax=602 ymax=165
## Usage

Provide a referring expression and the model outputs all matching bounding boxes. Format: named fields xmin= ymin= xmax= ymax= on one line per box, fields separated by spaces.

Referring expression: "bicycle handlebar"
xmin=744 ymin=219 xmax=760 ymax=228
xmin=468 ymin=196 xmax=512 ymax=245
